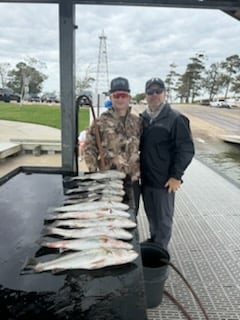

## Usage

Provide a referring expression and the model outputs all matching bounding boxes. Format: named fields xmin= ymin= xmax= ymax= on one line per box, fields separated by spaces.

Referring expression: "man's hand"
xmin=164 ymin=178 xmax=181 ymax=193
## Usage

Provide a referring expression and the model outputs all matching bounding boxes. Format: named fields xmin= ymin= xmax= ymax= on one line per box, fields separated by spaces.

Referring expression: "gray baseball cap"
xmin=145 ymin=78 xmax=165 ymax=92
xmin=110 ymin=77 xmax=130 ymax=93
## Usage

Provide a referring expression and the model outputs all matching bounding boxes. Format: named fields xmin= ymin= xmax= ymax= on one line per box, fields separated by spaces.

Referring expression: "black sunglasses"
xmin=146 ymin=88 xmax=164 ymax=95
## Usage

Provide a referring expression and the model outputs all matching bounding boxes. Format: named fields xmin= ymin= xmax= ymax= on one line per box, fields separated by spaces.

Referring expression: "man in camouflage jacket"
xmin=85 ymin=77 xmax=141 ymax=212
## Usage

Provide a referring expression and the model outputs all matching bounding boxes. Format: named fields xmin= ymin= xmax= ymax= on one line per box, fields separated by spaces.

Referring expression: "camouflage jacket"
xmin=85 ymin=107 xmax=141 ymax=181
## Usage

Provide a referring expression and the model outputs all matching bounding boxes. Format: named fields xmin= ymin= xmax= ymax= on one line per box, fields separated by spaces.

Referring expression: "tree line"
xmin=134 ymin=54 xmax=240 ymax=103
xmin=1 ymin=54 xmax=240 ymax=103
xmin=165 ymin=54 xmax=240 ymax=103
xmin=0 ymin=58 xmax=95 ymax=99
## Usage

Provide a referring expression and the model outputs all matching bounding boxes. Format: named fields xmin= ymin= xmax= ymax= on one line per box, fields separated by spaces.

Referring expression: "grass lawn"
xmin=0 ymin=102 xmax=89 ymax=133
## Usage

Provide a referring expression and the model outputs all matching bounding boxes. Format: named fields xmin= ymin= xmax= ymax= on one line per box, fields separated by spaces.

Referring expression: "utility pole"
xmin=95 ymin=30 xmax=109 ymax=95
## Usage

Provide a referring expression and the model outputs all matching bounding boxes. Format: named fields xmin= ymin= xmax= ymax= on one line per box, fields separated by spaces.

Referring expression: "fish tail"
xmin=41 ymin=226 xmax=53 ymax=236
xmin=44 ymin=215 xmax=57 ymax=222
xmin=47 ymin=221 xmax=59 ymax=228
xmin=36 ymin=238 xmax=49 ymax=247
xmin=21 ymin=257 xmax=38 ymax=273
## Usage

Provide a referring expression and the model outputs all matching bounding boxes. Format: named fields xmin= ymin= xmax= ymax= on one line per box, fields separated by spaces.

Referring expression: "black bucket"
xmin=141 ymin=242 xmax=170 ymax=308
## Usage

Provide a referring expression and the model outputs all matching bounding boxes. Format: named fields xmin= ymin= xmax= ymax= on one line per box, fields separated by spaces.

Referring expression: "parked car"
xmin=0 ymin=88 xmax=21 ymax=103
xmin=200 ymin=99 xmax=210 ymax=106
xmin=210 ymin=99 xmax=231 ymax=109
xmin=28 ymin=94 xmax=41 ymax=103
xmin=41 ymin=94 xmax=60 ymax=103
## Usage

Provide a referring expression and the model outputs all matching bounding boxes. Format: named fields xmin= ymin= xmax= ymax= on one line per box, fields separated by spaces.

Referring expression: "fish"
xmin=37 ymin=236 xmax=133 ymax=252
xmin=64 ymin=192 xmax=97 ymax=200
xmin=50 ymin=217 xmax=136 ymax=229
xmin=53 ymin=201 xmax=129 ymax=212
xmin=22 ymin=248 xmax=138 ymax=272
xmin=98 ymin=195 xmax=123 ymax=203
xmin=63 ymin=196 xmax=100 ymax=205
xmin=41 ymin=226 xmax=133 ymax=240
xmin=65 ymin=182 xmax=124 ymax=195
xmin=75 ymin=180 xmax=124 ymax=189
xmin=65 ymin=184 xmax=105 ymax=194
xmin=63 ymin=195 xmax=124 ymax=206
xmin=97 ymin=189 xmax=125 ymax=196
xmin=46 ymin=209 xmax=130 ymax=221
xmin=70 ymin=170 xmax=126 ymax=181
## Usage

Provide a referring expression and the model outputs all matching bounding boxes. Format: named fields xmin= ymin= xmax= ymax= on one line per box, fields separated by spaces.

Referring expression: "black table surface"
xmin=0 ymin=169 xmax=147 ymax=320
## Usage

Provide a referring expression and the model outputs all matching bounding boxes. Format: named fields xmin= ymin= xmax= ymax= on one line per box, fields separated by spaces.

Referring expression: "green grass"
xmin=0 ymin=102 xmax=89 ymax=133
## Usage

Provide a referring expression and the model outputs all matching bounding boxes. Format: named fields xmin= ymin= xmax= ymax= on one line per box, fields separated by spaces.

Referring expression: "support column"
xmin=59 ymin=0 xmax=76 ymax=173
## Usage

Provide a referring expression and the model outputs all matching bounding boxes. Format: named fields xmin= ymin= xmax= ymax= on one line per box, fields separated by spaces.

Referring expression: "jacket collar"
xmin=141 ymin=102 xmax=171 ymax=122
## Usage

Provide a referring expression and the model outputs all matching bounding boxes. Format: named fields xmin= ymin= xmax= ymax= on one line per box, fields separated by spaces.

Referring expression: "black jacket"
xmin=140 ymin=103 xmax=195 ymax=188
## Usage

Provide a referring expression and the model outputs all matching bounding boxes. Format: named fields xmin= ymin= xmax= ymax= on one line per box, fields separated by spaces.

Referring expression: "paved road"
xmin=173 ymin=104 xmax=240 ymax=133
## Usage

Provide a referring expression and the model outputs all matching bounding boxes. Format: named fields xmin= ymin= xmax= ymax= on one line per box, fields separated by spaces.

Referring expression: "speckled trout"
xmin=38 ymin=236 xmax=133 ymax=252
xmin=23 ymin=248 xmax=138 ymax=272
xmin=51 ymin=217 xmax=136 ymax=229
xmin=70 ymin=170 xmax=126 ymax=181
xmin=42 ymin=226 xmax=133 ymax=240
xmin=53 ymin=201 xmax=129 ymax=212
xmin=63 ymin=195 xmax=123 ymax=206
xmin=46 ymin=209 xmax=130 ymax=221
xmin=65 ymin=182 xmax=124 ymax=195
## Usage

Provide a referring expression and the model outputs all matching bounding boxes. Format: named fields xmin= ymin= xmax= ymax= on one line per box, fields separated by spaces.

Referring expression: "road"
xmin=172 ymin=104 xmax=240 ymax=134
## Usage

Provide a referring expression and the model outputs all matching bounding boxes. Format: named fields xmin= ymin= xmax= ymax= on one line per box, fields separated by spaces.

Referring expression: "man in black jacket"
xmin=140 ymin=77 xmax=195 ymax=250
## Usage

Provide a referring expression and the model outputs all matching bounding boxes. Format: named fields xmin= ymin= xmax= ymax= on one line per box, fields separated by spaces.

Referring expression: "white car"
xmin=210 ymin=99 xmax=230 ymax=108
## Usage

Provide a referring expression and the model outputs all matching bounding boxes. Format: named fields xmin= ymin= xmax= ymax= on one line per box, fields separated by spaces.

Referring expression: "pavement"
xmin=0 ymin=120 xmax=87 ymax=177
xmin=0 ymin=120 xmax=61 ymax=141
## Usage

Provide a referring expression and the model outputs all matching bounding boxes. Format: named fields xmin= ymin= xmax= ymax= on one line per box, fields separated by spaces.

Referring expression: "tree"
xmin=231 ymin=74 xmax=240 ymax=95
xmin=134 ymin=93 xmax=145 ymax=103
xmin=187 ymin=55 xmax=205 ymax=103
xmin=7 ymin=61 xmax=47 ymax=98
xmin=76 ymin=65 xmax=95 ymax=95
xmin=175 ymin=73 xmax=189 ymax=103
xmin=0 ymin=62 xmax=11 ymax=88
xmin=221 ymin=54 xmax=240 ymax=98
xmin=202 ymin=63 xmax=223 ymax=100
xmin=165 ymin=63 xmax=179 ymax=103
xmin=175 ymin=54 xmax=205 ymax=103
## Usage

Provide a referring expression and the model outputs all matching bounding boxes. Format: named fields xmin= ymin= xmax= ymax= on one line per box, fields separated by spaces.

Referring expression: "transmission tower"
xmin=95 ymin=30 xmax=109 ymax=94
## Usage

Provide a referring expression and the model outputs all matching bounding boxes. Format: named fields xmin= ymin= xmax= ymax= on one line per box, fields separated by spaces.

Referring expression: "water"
xmin=194 ymin=138 xmax=240 ymax=187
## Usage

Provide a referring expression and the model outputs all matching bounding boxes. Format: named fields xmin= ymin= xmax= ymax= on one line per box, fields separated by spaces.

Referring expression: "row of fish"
xmin=62 ymin=170 xmax=127 ymax=205
xmin=24 ymin=248 xmax=138 ymax=273
xmin=23 ymin=170 xmax=138 ymax=273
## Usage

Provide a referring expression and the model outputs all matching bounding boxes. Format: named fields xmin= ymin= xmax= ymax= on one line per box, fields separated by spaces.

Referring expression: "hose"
xmin=163 ymin=290 xmax=193 ymax=320
xmin=161 ymin=258 xmax=210 ymax=320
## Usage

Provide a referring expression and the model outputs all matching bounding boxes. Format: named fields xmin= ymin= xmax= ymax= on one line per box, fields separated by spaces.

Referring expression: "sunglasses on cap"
xmin=112 ymin=92 xmax=129 ymax=99
xmin=146 ymin=88 xmax=164 ymax=95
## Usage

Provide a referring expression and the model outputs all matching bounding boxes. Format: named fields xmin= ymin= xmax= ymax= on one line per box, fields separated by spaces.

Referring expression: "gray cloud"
xmin=0 ymin=3 xmax=239 ymax=94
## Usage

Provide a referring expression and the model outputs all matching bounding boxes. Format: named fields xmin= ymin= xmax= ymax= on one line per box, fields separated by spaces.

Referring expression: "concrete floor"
xmin=138 ymin=159 xmax=240 ymax=320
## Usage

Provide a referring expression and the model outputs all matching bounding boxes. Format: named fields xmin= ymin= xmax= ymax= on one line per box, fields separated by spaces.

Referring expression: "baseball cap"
xmin=104 ymin=99 xmax=112 ymax=108
xmin=145 ymin=78 xmax=165 ymax=92
xmin=110 ymin=77 xmax=130 ymax=93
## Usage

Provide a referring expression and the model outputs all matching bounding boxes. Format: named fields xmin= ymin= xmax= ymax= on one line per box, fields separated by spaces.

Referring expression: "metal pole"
xmin=59 ymin=0 xmax=76 ymax=174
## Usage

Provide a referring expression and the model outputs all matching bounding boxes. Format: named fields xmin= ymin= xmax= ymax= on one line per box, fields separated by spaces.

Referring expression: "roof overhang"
xmin=0 ymin=0 xmax=239 ymax=10
xmin=1 ymin=1 xmax=240 ymax=20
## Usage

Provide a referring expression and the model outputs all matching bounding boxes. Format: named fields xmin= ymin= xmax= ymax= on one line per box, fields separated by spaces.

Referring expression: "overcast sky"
xmin=0 ymin=3 xmax=239 ymax=95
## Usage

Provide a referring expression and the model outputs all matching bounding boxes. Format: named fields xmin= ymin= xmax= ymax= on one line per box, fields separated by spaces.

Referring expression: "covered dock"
xmin=138 ymin=158 xmax=240 ymax=319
